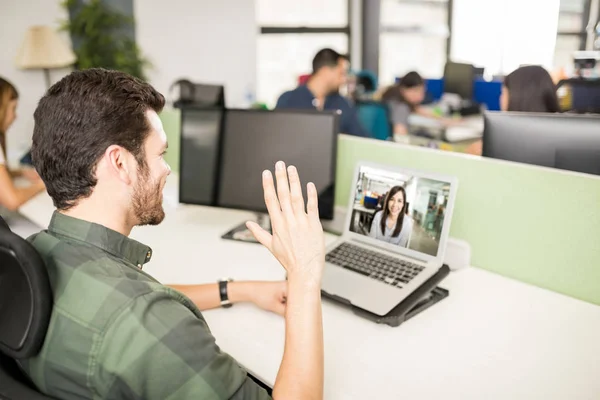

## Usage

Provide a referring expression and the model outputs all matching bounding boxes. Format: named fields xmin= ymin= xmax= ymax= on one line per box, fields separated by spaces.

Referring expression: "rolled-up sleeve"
xmin=94 ymin=290 xmax=272 ymax=400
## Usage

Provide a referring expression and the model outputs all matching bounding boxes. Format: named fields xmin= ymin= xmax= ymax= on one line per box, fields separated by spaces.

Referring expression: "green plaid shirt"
xmin=19 ymin=212 xmax=271 ymax=400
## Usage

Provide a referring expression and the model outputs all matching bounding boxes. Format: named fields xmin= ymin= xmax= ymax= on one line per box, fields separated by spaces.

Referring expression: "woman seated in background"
xmin=0 ymin=77 xmax=45 ymax=211
xmin=369 ymin=186 xmax=414 ymax=248
xmin=380 ymin=71 xmax=460 ymax=140
xmin=467 ymin=65 xmax=560 ymax=155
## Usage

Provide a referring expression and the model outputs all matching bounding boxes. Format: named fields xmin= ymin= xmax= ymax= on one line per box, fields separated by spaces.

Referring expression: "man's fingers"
xmin=275 ymin=161 xmax=294 ymax=218
xmin=287 ymin=166 xmax=306 ymax=216
xmin=262 ymin=170 xmax=283 ymax=228
xmin=306 ymin=182 xmax=320 ymax=222
xmin=246 ymin=221 xmax=273 ymax=249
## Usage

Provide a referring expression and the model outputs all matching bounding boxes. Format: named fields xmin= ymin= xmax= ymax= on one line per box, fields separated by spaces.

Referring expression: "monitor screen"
xmin=217 ymin=109 xmax=339 ymax=219
xmin=193 ymin=84 xmax=225 ymax=108
xmin=179 ymin=108 xmax=223 ymax=205
xmin=483 ymin=111 xmax=600 ymax=176
xmin=349 ymin=165 xmax=454 ymax=257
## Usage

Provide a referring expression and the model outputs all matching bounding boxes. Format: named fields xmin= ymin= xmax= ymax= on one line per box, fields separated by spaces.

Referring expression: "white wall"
xmin=451 ymin=0 xmax=560 ymax=76
xmin=135 ymin=0 xmax=257 ymax=108
xmin=0 ymin=0 xmax=72 ymax=164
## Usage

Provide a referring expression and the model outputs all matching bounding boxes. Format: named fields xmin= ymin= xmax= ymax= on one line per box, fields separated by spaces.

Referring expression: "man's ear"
xmin=104 ymin=145 xmax=136 ymax=185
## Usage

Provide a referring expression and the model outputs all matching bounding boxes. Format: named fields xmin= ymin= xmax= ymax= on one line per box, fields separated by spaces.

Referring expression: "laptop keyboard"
xmin=325 ymin=242 xmax=425 ymax=288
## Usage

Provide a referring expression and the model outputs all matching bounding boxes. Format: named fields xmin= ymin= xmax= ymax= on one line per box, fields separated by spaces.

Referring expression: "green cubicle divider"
xmin=336 ymin=135 xmax=600 ymax=305
xmin=160 ymin=108 xmax=181 ymax=173
xmin=160 ymin=109 xmax=600 ymax=305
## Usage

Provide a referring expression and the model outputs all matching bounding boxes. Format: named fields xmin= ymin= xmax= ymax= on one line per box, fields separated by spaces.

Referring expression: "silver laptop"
xmin=321 ymin=162 xmax=458 ymax=316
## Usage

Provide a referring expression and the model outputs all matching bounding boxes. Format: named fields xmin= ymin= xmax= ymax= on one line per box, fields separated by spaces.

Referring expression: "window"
xmin=451 ymin=0 xmax=561 ymax=76
xmin=257 ymin=34 xmax=349 ymax=108
xmin=257 ymin=0 xmax=348 ymax=27
xmin=553 ymin=0 xmax=589 ymax=71
xmin=554 ymin=35 xmax=583 ymax=70
xmin=379 ymin=0 xmax=450 ymax=85
xmin=256 ymin=0 xmax=350 ymax=107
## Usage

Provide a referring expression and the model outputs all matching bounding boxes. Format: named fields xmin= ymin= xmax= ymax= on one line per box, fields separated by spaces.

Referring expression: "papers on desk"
xmin=445 ymin=125 xmax=482 ymax=142
xmin=408 ymin=115 xmax=483 ymax=143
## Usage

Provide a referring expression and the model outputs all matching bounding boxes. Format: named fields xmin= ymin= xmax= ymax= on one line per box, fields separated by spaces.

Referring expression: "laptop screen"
xmin=349 ymin=165 xmax=453 ymax=257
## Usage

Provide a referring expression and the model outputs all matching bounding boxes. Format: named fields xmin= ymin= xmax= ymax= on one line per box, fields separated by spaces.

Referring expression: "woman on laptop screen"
xmin=369 ymin=186 xmax=414 ymax=247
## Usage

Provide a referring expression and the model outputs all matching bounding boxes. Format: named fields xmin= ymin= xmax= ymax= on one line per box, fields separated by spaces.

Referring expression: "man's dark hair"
xmin=312 ymin=48 xmax=347 ymax=74
xmin=32 ymin=68 xmax=165 ymax=210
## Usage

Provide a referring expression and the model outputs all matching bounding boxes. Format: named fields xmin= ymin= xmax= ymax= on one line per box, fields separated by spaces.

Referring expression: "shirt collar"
xmin=48 ymin=211 xmax=153 ymax=268
xmin=299 ymin=84 xmax=333 ymax=109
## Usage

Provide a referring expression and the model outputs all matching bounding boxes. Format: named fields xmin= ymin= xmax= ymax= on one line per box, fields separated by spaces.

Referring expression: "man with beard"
xmin=20 ymin=69 xmax=326 ymax=400
xmin=275 ymin=48 xmax=368 ymax=138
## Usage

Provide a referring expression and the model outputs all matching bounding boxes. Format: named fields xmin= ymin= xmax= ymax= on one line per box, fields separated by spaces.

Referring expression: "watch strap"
xmin=219 ymin=280 xmax=232 ymax=308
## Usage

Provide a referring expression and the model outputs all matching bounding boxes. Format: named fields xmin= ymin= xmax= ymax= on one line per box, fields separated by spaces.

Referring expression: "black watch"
xmin=218 ymin=279 xmax=233 ymax=308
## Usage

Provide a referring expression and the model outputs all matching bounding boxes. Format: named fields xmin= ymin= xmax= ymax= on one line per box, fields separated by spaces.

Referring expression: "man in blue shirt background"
xmin=275 ymin=48 xmax=369 ymax=138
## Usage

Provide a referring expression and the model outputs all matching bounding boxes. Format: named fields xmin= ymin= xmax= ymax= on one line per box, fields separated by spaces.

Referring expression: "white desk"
xmin=18 ymin=177 xmax=600 ymax=400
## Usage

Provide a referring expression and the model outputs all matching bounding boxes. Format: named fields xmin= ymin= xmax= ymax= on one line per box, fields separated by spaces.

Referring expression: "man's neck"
xmin=61 ymin=199 xmax=134 ymax=237
xmin=306 ymin=76 xmax=330 ymax=108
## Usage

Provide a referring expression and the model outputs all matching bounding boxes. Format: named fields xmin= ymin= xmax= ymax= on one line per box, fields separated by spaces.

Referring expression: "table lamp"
xmin=15 ymin=25 xmax=76 ymax=88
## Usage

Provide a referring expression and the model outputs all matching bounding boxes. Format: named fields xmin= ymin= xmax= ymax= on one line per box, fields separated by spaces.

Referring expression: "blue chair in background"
xmin=356 ymin=101 xmax=392 ymax=141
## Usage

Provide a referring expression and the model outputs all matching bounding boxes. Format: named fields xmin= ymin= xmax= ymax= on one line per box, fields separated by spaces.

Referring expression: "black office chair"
xmin=0 ymin=216 xmax=55 ymax=400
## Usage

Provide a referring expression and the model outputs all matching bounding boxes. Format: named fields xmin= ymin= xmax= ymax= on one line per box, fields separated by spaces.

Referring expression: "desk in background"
xmin=17 ymin=174 xmax=600 ymax=400
xmin=422 ymin=78 xmax=502 ymax=111
xmin=349 ymin=204 xmax=377 ymax=234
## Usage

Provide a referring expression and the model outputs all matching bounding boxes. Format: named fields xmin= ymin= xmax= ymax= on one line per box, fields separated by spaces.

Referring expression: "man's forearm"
xmin=272 ymin=278 xmax=323 ymax=400
xmin=168 ymin=282 xmax=254 ymax=311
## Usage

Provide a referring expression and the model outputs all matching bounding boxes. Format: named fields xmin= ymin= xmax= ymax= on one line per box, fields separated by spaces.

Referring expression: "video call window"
xmin=349 ymin=166 xmax=451 ymax=257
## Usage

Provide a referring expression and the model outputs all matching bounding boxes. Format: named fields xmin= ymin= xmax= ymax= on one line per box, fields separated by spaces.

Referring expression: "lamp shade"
xmin=15 ymin=26 xmax=76 ymax=69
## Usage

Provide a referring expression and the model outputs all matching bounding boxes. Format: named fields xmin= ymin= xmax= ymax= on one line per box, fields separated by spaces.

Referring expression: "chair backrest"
xmin=556 ymin=78 xmax=600 ymax=113
xmin=0 ymin=216 xmax=54 ymax=400
xmin=0 ymin=217 xmax=52 ymax=359
xmin=356 ymin=101 xmax=393 ymax=141
xmin=444 ymin=61 xmax=475 ymax=100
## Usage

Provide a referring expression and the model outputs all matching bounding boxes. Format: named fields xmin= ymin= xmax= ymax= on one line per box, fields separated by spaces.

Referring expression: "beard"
xmin=132 ymin=166 xmax=165 ymax=226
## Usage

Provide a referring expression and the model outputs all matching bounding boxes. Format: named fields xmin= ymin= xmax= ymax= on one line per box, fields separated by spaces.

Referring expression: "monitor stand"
xmin=221 ymin=213 xmax=271 ymax=244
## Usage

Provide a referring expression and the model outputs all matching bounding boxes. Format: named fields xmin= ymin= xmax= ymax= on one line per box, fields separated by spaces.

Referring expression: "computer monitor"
xmin=192 ymin=83 xmax=225 ymax=108
xmin=444 ymin=61 xmax=474 ymax=100
xmin=178 ymin=107 xmax=224 ymax=205
xmin=482 ymin=111 xmax=600 ymax=175
xmin=473 ymin=67 xmax=485 ymax=77
xmin=173 ymin=81 xmax=225 ymax=108
xmin=217 ymin=109 xmax=339 ymax=221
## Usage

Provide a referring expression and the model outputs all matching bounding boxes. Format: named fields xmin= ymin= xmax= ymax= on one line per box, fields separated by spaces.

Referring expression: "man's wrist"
xmin=227 ymin=281 xmax=254 ymax=304
xmin=286 ymin=272 xmax=322 ymax=293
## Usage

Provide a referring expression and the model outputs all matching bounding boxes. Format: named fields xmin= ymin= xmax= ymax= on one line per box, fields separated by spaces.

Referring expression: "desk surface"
xmin=18 ymin=177 xmax=600 ymax=400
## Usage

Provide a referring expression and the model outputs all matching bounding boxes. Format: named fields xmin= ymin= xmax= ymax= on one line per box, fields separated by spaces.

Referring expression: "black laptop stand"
xmin=322 ymin=265 xmax=450 ymax=327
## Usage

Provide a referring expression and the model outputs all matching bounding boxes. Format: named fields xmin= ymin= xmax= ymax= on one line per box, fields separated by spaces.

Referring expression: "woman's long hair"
xmin=380 ymin=71 xmax=424 ymax=111
xmin=379 ymin=185 xmax=407 ymax=238
xmin=504 ymin=66 xmax=560 ymax=113
xmin=0 ymin=78 xmax=19 ymax=162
